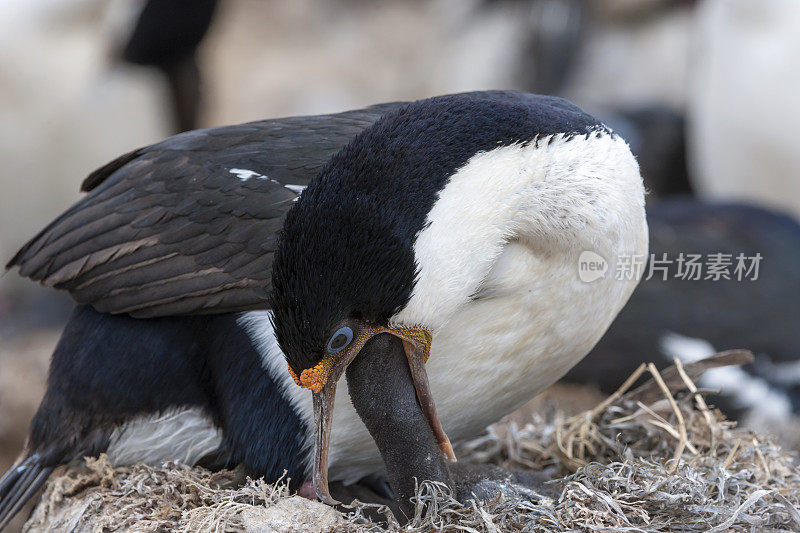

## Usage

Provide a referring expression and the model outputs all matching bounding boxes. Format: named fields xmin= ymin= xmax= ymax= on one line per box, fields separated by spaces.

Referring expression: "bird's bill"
xmin=397 ymin=335 xmax=456 ymax=461
xmin=310 ymin=327 xmax=455 ymax=505
xmin=311 ymin=375 xmax=343 ymax=505
xmin=310 ymin=346 xmax=360 ymax=505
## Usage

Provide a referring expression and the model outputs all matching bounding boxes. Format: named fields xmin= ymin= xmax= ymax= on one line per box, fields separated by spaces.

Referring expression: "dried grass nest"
xmin=24 ymin=351 xmax=800 ymax=532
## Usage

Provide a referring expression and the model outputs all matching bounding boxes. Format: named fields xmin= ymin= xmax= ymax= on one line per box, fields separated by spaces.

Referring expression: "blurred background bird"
xmin=1 ymin=0 xmax=799 ymax=530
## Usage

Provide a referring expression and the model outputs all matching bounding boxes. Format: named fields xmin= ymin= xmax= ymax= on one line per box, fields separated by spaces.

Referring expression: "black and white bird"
xmin=0 ymin=91 xmax=646 ymax=527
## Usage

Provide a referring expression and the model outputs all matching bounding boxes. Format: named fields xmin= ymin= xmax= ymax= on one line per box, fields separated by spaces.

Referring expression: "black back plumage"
xmin=7 ymin=103 xmax=402 ymax=317
xmin=271 ymin=91 xmax=606 ymax=372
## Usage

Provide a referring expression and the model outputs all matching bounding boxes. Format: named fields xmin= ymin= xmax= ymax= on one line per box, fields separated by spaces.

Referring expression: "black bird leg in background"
xmin=162 ymin=56 xmax=202 ymax=133
xmin=346 ymin=333 xmax=452 ymax=520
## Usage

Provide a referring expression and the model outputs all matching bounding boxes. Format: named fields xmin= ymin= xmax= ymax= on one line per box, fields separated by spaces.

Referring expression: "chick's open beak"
xmin=293 ymin=326 xmax=455 ymax=505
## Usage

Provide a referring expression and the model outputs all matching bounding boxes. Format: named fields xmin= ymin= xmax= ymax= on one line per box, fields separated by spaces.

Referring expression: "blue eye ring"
xmin=327 ymin=326 xmax=354 ymax=353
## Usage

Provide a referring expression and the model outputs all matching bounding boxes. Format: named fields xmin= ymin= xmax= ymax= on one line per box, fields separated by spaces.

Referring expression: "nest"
xmin=24 ymin=351 xmax=800 ymax=532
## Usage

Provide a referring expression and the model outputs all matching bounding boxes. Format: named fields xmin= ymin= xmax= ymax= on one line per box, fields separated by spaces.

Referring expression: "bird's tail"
xmin=0 ymin=454 xmax=53 ymax=531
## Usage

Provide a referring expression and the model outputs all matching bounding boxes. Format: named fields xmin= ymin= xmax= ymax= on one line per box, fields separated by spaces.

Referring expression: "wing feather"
xmin=8 ymin=103 xmax=405 ymax=316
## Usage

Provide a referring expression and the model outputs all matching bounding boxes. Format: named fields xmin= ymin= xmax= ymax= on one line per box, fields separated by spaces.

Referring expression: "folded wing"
xmin=7 ymin=103 xmax=403 ymax=317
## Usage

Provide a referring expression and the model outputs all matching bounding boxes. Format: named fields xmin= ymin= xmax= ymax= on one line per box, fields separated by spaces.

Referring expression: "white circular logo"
xmin=578 ymin=250 xmax=608 ymax=283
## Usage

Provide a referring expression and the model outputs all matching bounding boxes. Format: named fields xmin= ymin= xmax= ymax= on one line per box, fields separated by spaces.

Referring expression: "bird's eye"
xmin=327 ymin=326 xmax=354 ymax=353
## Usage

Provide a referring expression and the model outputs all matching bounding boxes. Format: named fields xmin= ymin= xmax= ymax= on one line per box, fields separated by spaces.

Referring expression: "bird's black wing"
xmin=7 ymin=103 xmax=404 ymax=318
